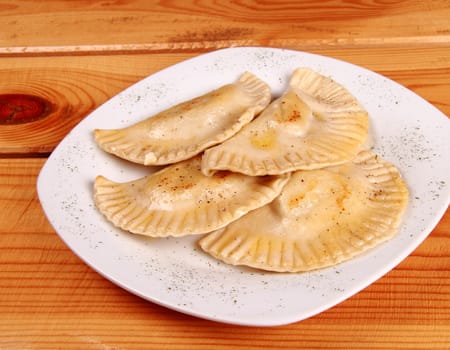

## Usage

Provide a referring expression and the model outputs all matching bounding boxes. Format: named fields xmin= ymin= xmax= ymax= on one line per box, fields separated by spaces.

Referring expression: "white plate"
xmin=37 ymin=47 xmax=450 ymax=326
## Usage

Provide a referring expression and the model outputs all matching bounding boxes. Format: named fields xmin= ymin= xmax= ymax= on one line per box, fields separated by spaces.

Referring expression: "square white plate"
xmin=37 ymin=47 xmax=450 ymax=326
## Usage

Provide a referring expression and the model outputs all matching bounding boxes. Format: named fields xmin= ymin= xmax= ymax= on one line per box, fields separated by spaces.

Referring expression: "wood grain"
xmin=1 ymin=0 xmax=450 ymax=55
xmin=0 ymin=53 xmax=190 ymax=154
xmin=0 ymin=47 xmax=449 ymax=155
xmin=0 ymin=158 xmax=449 ymax=349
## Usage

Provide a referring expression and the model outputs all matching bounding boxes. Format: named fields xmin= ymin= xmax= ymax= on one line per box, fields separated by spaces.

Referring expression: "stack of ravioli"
xmin=94 ymin=68 xmax=409 ymax=273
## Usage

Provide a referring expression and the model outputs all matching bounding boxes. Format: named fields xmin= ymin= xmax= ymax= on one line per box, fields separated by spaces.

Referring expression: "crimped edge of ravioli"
xmin=289 ymin=67 xmax=366 ymax=113
xmin=94 ymin=72 xmax=271 ymax=166
xmin=198 ymin=151 xmax=409 ymax=272
xmin=94 ymin=159 xmax=290 ymax=238
xmin=201 ymin=67 xmax=369 ymax=176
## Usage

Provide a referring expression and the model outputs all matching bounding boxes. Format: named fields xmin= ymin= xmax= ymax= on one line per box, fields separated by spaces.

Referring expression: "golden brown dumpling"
xmin=199 ymin=151 xmax=409 ymax=272
xmin=201 ymin=67 xmax=369 ymax=176
xmin=94 ymin=156 xmax=290 ymax=237
xmin=95 ymin=72 xmax=271 ymax=165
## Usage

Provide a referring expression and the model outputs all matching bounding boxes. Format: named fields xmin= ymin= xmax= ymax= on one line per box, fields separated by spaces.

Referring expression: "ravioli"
xmin=95 ymin=72 xmax=271 ymax=165
xmin=94 ymin=156 xmax=290 ymax=237
xmin=199 ymin=151 xmax=409 ymax=272
xmin=202 ymin=67 xmax=369 ymax=176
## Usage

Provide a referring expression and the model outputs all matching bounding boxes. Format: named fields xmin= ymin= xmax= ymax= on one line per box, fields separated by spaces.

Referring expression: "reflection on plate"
xmin=37 ymin=47 xmax=450 ymax=326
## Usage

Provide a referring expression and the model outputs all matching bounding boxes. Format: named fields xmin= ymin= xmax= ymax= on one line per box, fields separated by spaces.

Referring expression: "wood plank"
xmin=0 ymin=48 xmax=449 ymax=155
xmin=0 ymin=53 xmax=192 ymax=154
xmin=1 ymin=0 xmax=450 ymax=55
xmin=0 ymin=158 xmax=449 ymax=349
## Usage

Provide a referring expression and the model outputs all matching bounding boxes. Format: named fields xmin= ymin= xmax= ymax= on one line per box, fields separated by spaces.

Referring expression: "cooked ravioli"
xmin=202 ymin=67 xmax=369 ymax=176
xmin=199 ymin=151 xmax=409 ymax=272
xmin=95 ymin=72 xmax=271 ymax=165
xmin=94 ymin=156 xmax=290 ymax=237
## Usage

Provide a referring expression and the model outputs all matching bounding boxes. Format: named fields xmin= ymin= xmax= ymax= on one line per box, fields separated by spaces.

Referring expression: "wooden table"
xmin=1 ymin=1 xmax=449 ymax=349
